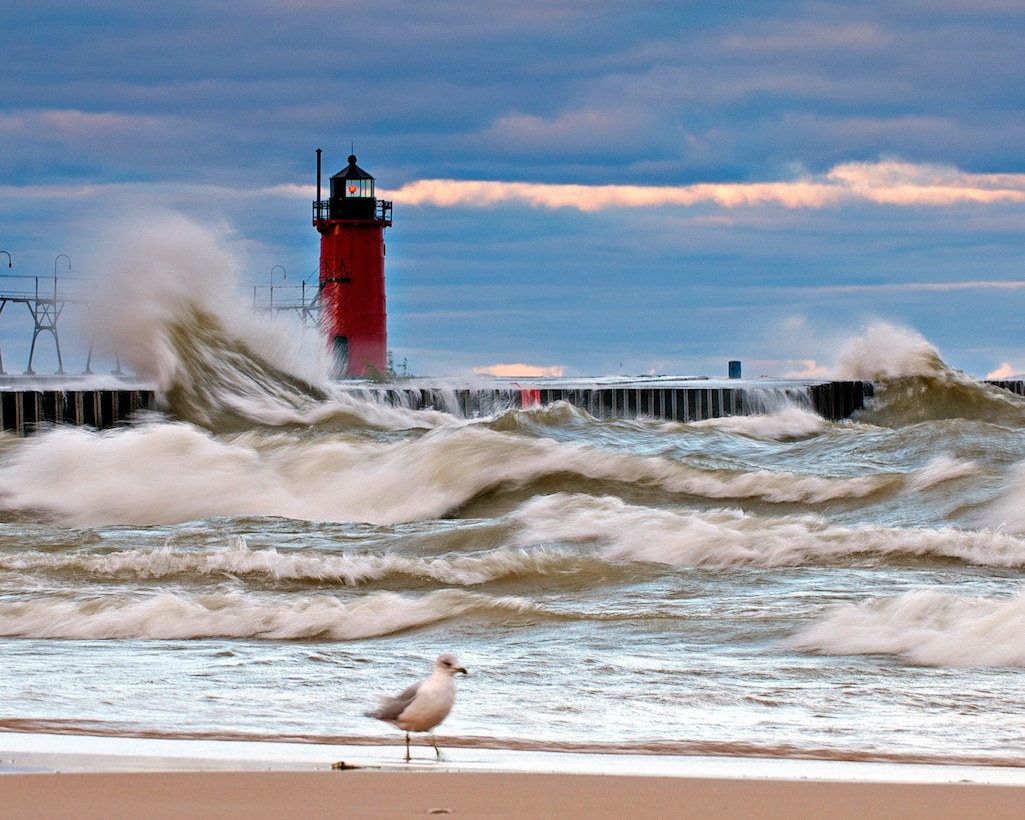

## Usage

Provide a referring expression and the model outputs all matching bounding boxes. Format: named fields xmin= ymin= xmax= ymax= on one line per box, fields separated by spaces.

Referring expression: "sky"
xmin=2 ymin=0 xmax=1025 ymax=380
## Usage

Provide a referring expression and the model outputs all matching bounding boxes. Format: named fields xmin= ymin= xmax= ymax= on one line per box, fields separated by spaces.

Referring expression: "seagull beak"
xmin=458 ymin=667 xmax=468 ymax=675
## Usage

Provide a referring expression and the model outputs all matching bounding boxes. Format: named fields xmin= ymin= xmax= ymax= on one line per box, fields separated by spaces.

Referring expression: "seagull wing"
xmin=367 ymin=680 xmax=422 ymax=722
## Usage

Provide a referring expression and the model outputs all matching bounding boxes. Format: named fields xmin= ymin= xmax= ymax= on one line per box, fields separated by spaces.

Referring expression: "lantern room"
xmin=329 ymin=155 xmax=377 ymax=220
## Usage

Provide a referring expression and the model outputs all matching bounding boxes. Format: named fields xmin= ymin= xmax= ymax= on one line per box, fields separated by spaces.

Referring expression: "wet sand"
xmin=2 ymin=733 xmax=1025 ymax=819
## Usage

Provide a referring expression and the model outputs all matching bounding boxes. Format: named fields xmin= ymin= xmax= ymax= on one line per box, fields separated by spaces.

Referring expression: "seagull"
xmin=366 ymin=653 xmax=469 ymax=761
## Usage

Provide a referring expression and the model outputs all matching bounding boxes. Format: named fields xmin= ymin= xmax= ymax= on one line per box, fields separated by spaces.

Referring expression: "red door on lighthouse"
xmin=313 ymin=151 xmax=392 ymax=378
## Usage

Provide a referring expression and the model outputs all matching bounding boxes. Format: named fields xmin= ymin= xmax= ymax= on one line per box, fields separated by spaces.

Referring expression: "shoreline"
xmin=6 ymin=730 xmax=1025 ymax=781
xmin=3 ymin=733 xmax=1025 ymax=819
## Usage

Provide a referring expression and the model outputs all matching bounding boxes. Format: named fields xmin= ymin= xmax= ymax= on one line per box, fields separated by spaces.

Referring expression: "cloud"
xmin=0 ymin=109 xmax=192 ymax=145
xmin=789 ymin=281 xmax=1025 ymax=296
xmin=388 ymin=160 xmax=1025 ymax=213
xmin=473 ymin=363 xmax=565 ymax=377
xmin=827 ymin=161 xmax=1025 ymax=206
xmin=722 ymin=21 xmax=891 ymax=54
xmin=479 ymin=107 xmax=660 ymax=155
xmin=987 ymin=362 xmax=1020 ymax=379
xmin=389 ymin=177 xmax=843 ymax=211
xmin=779 ymin=360 xmax=833 ymax=379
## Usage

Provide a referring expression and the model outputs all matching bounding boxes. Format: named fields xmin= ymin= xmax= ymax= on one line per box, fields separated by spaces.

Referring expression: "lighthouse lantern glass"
xmin=345 ymin=178 xmax=374 ymax=198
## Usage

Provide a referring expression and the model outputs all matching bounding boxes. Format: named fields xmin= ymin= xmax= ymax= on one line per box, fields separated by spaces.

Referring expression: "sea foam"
xmin=789 ymin=587 xmax=1025 ymax=667
xmin=511 ymin=493 xmax=1025 ymax=568
xmin=0 ymin=588 xmax=539 ymax=641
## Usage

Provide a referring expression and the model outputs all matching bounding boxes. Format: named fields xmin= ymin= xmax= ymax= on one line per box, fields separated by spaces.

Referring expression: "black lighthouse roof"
xmin=332 ymin=154 xmax=374 ymax=181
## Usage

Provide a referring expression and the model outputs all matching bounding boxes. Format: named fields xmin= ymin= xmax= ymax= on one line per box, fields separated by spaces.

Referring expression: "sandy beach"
xmin=6 ymin=769 xmax=1025 ymax=820
xmin=3 ymin=734 xmax=1025 ymax=819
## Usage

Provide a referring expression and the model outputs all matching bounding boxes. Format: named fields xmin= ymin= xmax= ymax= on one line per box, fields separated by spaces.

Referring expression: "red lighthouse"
xmin=313 ymin=149 xmax=392 ymax=378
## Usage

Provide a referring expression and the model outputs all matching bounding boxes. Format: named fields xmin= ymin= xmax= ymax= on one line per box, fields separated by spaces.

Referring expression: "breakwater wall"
xmin=1 ymin=379 xmax=871 ymax=434
xmin=344 ymin=379 xmax=876 ymax=422
xmin=7 ymin=377 xmax=1024 ymax=435
xmin=0 ymin=388 xmax=156 ymax=435
xmin=988 ymin=380 xmax=1025 ymax=397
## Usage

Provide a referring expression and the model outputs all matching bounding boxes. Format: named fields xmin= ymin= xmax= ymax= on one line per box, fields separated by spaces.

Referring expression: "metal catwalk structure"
xmin=1 ymin=253 xmax=322 ymax=378
xmin=250 ymin=265 xmax=323 ymax=328
xmin=0 ymin=254 xmax=71 ymax=375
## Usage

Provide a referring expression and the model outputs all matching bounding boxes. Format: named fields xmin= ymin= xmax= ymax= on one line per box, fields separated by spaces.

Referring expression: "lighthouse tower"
xmin=313 ymin=149 xmax=393 ymax=378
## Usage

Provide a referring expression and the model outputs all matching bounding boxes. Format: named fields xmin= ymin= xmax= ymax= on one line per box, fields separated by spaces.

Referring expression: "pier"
xmin=0 ymin=382 xmax=156 ymax=436
xmin=0 ymin=376 xmax=875 ymax=435
xmin=6 ymin=376 xmax=1025 ymax=436
xmin=340 ymin=377 xmax=876 ymax=423
xmin=986 ymin=379 xmax=1025 ymax=397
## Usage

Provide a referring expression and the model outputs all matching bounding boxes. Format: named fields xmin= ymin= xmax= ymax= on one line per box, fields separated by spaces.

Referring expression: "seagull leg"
xmin=404 ymin=732 xmax=411 ymax=762
xmin=431 ymin=735 xmax=441 ymax=759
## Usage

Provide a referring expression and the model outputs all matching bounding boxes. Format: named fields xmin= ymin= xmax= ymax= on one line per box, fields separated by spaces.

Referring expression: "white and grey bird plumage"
xmin=366 ymin=653 xmax=468 ymax=761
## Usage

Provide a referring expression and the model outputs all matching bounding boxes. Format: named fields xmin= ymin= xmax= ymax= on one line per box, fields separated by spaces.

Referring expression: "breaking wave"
xmin=0 ymin=417 xmax=986 ymax=527
xmin=510 ymin=493 xmax=1025 ymax=569
xmin=0 ymin=537 xmax=591 ymax=588
xmin=0 ymin=588 xmax=540 ymax=641
xmin=789 ymin=587 xmax=1025 ymax=667
xmin=835 ymin=323 xmax=1025 ymax=427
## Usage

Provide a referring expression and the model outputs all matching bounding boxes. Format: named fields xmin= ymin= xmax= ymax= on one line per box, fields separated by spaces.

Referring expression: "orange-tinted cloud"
xmin=388 ymin=160 xmax=1025 ymax=212
xmin=986 ymin=362 xmax=1020 ymax=379
xmin=473 ymin=363 xmax=565 ymax=377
